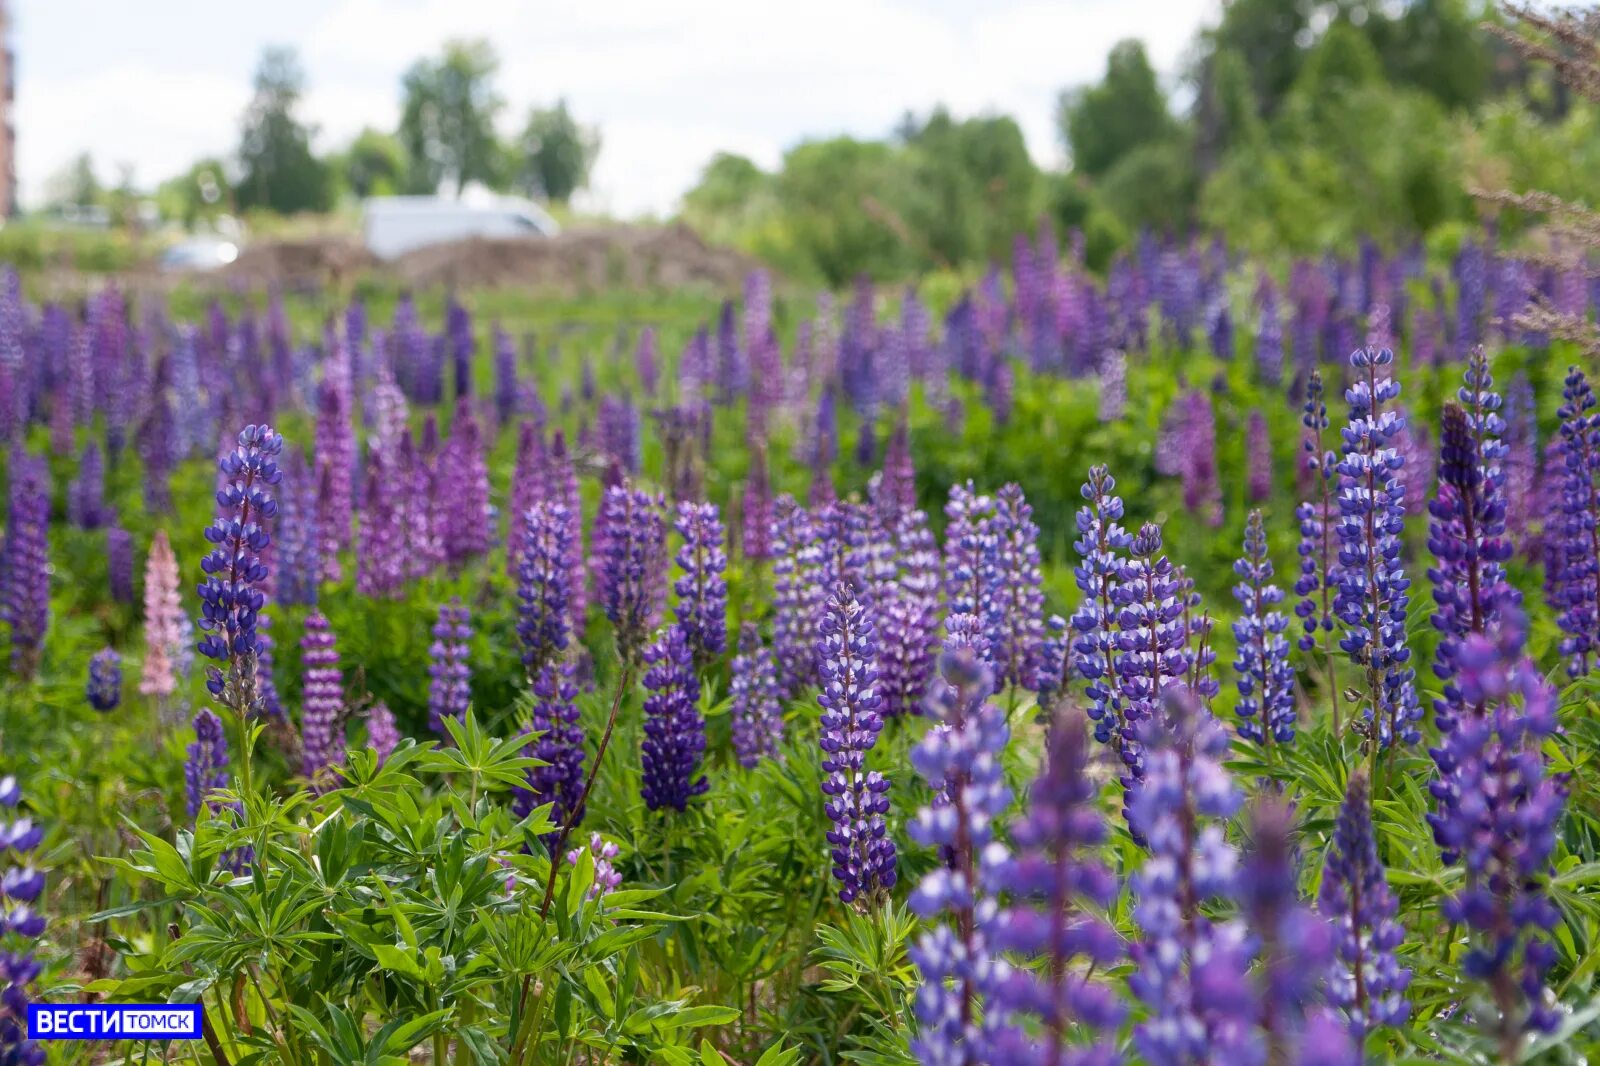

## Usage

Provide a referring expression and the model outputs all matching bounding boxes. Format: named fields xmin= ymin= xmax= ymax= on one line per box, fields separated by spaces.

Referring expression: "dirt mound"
xmin=390 ymin=223 xmax=759 ymax=292
xmin=223 ymin=235 xmax=378 ymax=288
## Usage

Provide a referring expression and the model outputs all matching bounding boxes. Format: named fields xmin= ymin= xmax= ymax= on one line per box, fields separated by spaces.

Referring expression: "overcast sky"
xmin=13 ymin=0 xmax=1222 ymax=217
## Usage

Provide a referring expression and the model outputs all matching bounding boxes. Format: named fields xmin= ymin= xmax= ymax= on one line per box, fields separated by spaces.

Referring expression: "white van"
xmin=362 ymin=193 xmax=560 ymax=260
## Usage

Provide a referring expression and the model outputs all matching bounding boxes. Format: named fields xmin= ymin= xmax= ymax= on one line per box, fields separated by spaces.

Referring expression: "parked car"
xmin=159 ymin=236 xmax=239 ymax=272
xmin=362 ymin=194 xmax=560 ymax=260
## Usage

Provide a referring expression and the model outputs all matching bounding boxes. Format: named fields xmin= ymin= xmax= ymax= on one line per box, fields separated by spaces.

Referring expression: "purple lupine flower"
xmin=1429 ymin=613 xmax=1565 ymax=1041
xmin=597 ymin=485 xmax=667 ymax=664
xmin=1069 ymin=466 xmax=1132 ymax=748
xmin=812 ymin=501 xmax=873 ymax=624
xmin=1237 ymin=802 xmax=1344 ymax=1064
xmin=875 ymin=508 xmax=941 ymax=718
xmin=943 ymin=482 xmax=996 ymax=622
xmin=185 ymin=707 xmax=232 ymax=820
xmin=817 ymin=586 xmax=896 ymax=904
xmin=1502 ymin=372 xmax=1538 ymax=549
xmin=0 ymin=773 xmax=45 ymax=1066
xmin=566 ymin=833 xmax=623 ymax=901
xmin=1293 ymin=370 xmax=1342 ymax=725
xmin=355 ymin=465 xmax=405 ymax=599
xmin=505 ymin=422 xmax=546 ymax=577
xmin=314 ymin=463 xmax=343 ymax=585
xmin=274 ymin=448 xmax=319 ymax=607
xmin=299 ymin=611 xmax=346 ymax=791
xmin=907 ymin=644 xmax=1014 ymax=1063
xmin=1111 ymin=522 xmax=1189 ymax=828
xmin=1128 ymin=686 xmax=1246 ymax=1066
xmin=640 ymin=625 xmax=709 ymax=813
xmin=442 ymin=398 xmax=491 ymax=563
xmin=87 ymin=647 xmax=122 ymax=712
xmin=1097 ymin=349 xmax=1127 ymax=423
xmin=1550 ymin=366 xmax=1600 ymax=676
xmin=672 ymin=501 xmax=728 ymax=664
xmin=1246 ymin=410 xmax=1273 ymax=502
xmin=447 ymin=297 xmax=474 ymax=398
xmin=313 ymin=375 xmax=354 ymax=552
xmin=427 ymin=599 xmax=473 ymax=735
xmin=365 ymin=701 xmax=400 ymax=765
xmin=516 ymin=502 xmax=572 ymax=679
xmin=1256 ymin=275 xmax=1284 ymax=385
xmin=493 ymin=325 xmax=519 ymax=425
xmin=547 ymin=432 xmax=588 ymax=634
xmin=1392 ymin=416 xmax=1434 ymax=516
xmin=729 ymin=623 xmax=785 ymax=767
xmin=515 ymin=660 xmax=586 ymax=833
xmin=1 ymin=454 xmax=50 ymax=679
xmin=1321 ymin=772 xmax=1411 ymax=1038
xmin=636 ymin=327 xmax=659 ymax=398
xmin=772 ymin=497 xmax=824 ymax=693
xmin=598 ymin=393 xmax=641 ymax=475
xmin=1177 ymin=389 xmax=1222 ymax=527
xmin=1232 ymin=510 xmax=1295 ymax=750
xmin=68 ymin=442 xmax=108 ymax=530
xmin=1333 ymin=346 xmax=1420 ymax=750
xmin=1427 ymin=353 xmax=1518 ymax=737
xmin=107 ymin=525 xmax=133 ymax=604
xmin=982 ymin=484 xmax=1045 ymax=690
xmin=984 ymin=708 xmax=1123 ymax=1065
xmin=197 ymin=425 xmax=282 ymax=715
xmin=877 ymin=419 xmax=917 ymax=523
xmin=742 ymin=444 xmax=774 ymax=563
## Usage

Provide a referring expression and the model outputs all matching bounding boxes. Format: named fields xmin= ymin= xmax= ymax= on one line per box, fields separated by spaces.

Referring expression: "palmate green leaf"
xmin=643 ymin=1003 xmax=741 ymax=1031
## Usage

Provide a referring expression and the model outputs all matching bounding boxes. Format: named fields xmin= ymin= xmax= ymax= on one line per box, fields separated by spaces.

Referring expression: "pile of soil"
xmin=222 ymin=236 xmax=379 ymax=288
xmin=389 ymin=223 xmax=760 ymax=293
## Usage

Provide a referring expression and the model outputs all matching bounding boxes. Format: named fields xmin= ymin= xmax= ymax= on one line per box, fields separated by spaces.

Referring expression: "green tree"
xmin=235 ymin=47 xmax=331 ymax=215
xmin=337 ymin=128 xmax=406 ymax=200
xmin=399 ymin=40 xmax=504 ymax=195
xmin=1060 ymin=41 xmax=1177 ymax=178
xmin=44 ymin=153 xmax=101 ymax=209
xmin=512 ymin=100 xmax=601 ymax=203
xmin=156 ymin=158 xmax=232 ymax=228
xmin=902 ymin=110 xmax=1040 ymax=265
xmin=773 ymin=137 xmax=912 ymax=285
xmin=682 ymin=153 xmax=774 ymax=244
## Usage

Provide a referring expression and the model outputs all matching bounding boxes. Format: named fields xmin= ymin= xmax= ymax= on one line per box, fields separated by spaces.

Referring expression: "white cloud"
xmin=14 ymin=0 xmax=1222 ymax=214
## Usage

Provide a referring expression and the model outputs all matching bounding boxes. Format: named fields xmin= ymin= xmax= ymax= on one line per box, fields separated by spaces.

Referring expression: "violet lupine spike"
xmin=817 ymin=587 xmax=896 ymax=905
xmin=0 ymin=773 xmax=46 ymax=1066
xmin=313 ymin=374 xmax=354 ymax=552
xmin=1333 ymin=346 xmax=1420 ymax=750
xmin=877 ymin=419 xmax=917 ymax=523
xmin=1097 ymin=349 xmax=1127 ymax=424
xmin=547 ymin=431 xmax=588 ymax=634
xmin=1550 ymin=366 xmax=1600 ymax=677
xmin=597 ymin=484 xmax=668 ymax=664
xmin=2 ymin=454 xmax=50 ymax=680
xmin=1246 ymin=410 xmax=1273 ymax=502
xmin=1231 ymin=510 xmax=1296 ymax=751
xmin=943 ymin=482 xmax=996 ymax=621
xmin=68 ymin=442 xmax=108 ymax=530
xmin=314 ymin=462 xmax=343 ymax=584
xmin=185 ymin=708 xmax=231 ymax=819
xmin=1321 ymin=772 xmax=1411 ymax=1040
xmin=355 ymin=465 xmax=405 ymax=600
xmin=1256 ymin=275 xmax=1284 ymax=386
xmin=1111 ymin=522 xmax=1189 ymax=830
xmin=672 ymin=501 xmax=729 ymax=664
xmin=274 ymin=449 xmax=320 ymax=607
xmin=1502 ymin=372 xmax=1539 ymax=550
xmin=1177 ymin=389 xmax=1223 ymax=527
xmin=140 ymin=530 xmax=182 ymax=701
xmin=811 ymin=501 xmax=873 ymax=627
xmin=365 ymin=702 xmax=400 ymax=765
xmin=254 ymin=615 xmax=282 ymax=721
xmin=1293 ymin=370 xmax=1342 ymax=725
xmin=742 ymin=445 xmax=774 ymax=563
xmin=907 ymin=644 xmax=1015 ymax=1063
xmin=729 ymin=623 xmax=785 ymax=767
xmin=515 ymin=660 xmax=586 ymax=834
xmin=566 ymin=833 xmax=624 ymax=901
xmin=1128 ymin=686 xmax=1246 ymax=1066
xmin=876 ymin=508 xmax=941 ymax=718
xmin=505 ymin=422 xmax=547 ymax=578
xmin=983 ymin=708 xmax=1123 ymax=1066
xmin=640 ymin=625 xmax=709 ymax=813
xmin=772 ymin=496 xmax=824 ymax=694
xmin=427 ymin=599 xmax=473 ymax=735
xmin=107 ymin=526 xmax=134 ymax=605
xmin=1427 ymin=353 xmax=1518 ymax=737
xmin=1237 ymin=801 xmax=1347 ymax=1065
xmin=516 ymin=502 xmax=573 ymax=679
xmin=196 ymin=425 xmax=282 ymax=717
xmin=299 ymin=611 xmax=346 ymax=791
xmin=87 ymin=647 xmax=122 ymax=712
xmin=1069 ymin=466 xmax=1132 ymax=748
xmin=442 ymin=398 xmax=492 ymax=563
xmin=981 ymin=483 xmax=1045 ymax=691
xmin=1429 ymin=614 xmax=1566 ymax=1045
